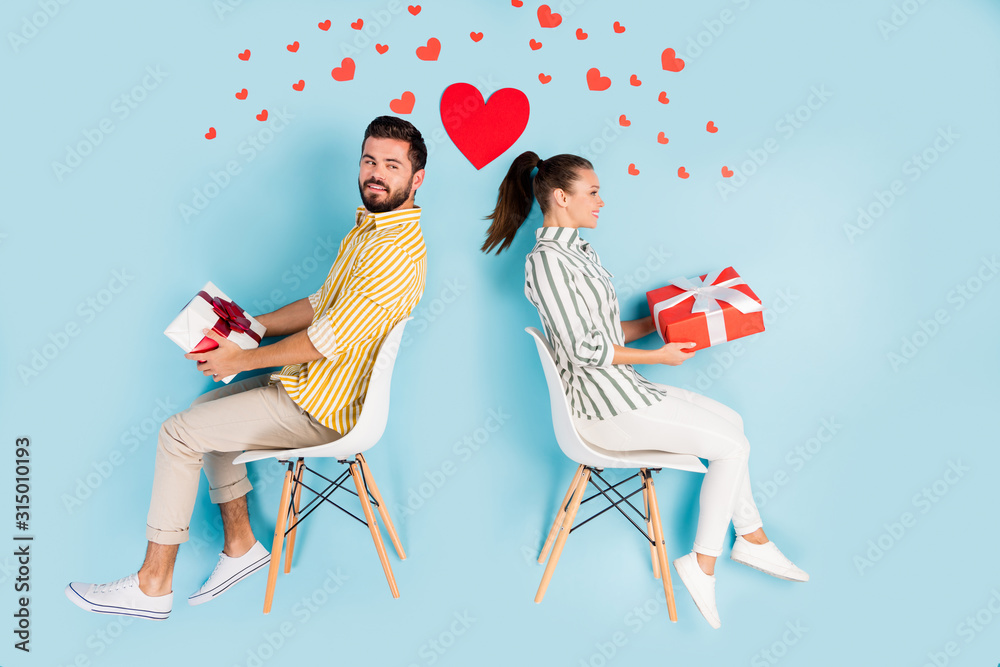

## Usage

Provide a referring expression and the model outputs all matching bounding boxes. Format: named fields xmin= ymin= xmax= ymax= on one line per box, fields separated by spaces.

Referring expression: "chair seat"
xmin=232 ymin=435 xmax=361 ymax=465
xmin=594 ymin=446 xmax=708 ymax=474
xmin=576 ymin=438 xmax=708 ymax=473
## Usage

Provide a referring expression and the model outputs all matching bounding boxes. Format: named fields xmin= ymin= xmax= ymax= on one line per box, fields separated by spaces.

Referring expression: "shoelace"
xmin=93 ymin=574 xmax=136 ymax=594
xmin=196 ymin=554 xmax=231 ymax=592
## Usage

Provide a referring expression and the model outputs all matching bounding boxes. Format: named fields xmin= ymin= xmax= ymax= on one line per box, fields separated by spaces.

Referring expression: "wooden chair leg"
xmin=535 ymin=468 xmax=591 ymax=603
xmin=538 ymin=464 xmax=584 ymax=564
xmin=641 ymin=469 xmax=660 ymax=579
xmin=644 ymin=471 xmax=678 ymax=623
xmin=263 ymin=461 xmax=294 ymax=614
xmin=349 ymin=461 xmax=399 ymax=599
xmin=284 ymin=458 xmax=304 ymax=574
xmin=357 ymin=453 xmax=406 ymax=560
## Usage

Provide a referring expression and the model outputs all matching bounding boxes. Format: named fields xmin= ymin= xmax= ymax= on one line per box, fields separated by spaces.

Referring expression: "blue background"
xmin=2 ymin=0 xmax=999 ymax=665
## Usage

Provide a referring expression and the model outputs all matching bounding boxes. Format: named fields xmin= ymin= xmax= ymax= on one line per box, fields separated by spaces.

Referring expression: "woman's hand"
xmin=653 ymin=341 xmax=697 ymax=366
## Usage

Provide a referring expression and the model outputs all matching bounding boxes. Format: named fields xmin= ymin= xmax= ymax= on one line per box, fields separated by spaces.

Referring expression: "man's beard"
xmin=359 ymin=176 xmax=413 ymax=213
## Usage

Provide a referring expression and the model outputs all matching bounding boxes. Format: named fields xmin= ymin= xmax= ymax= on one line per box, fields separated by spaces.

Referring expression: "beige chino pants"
xmin=146 ymin=373 xmax=341 ymax=545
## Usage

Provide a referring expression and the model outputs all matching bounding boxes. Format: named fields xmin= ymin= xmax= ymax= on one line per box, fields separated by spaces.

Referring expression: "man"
xmin=65 ymin=116 xmax=428 ymax=619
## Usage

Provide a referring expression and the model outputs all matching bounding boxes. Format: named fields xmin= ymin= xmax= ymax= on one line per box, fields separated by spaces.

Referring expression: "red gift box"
xmin=645 ymin=267 xmax=764 ymax=352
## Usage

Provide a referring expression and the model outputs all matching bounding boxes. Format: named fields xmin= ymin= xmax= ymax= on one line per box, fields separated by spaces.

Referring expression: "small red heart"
xmin=658 ymin=91 xmax=669 ymax=104
xmin=706 ymin=121 xmax=718 ymax=133
xmin=576 ymin=28 xmax=588 ymax=40
xmin=256 ymin=109 xmax=268 ymax=121
xmin=511 ymin=0 xmax=523 ymax=6
xmin=677 ymin=166 xmax=690 ymax=179
xmin=619 ymin=114 xmax=631 ymax=127
xmin=408 ymin=4 xmax=421 ymax=15
xmin=721 ymin=166 xmax=734 ymax=178
xmin=529 ymin=38 xmax=542 ymax=50
xmin=470 ymin=31 xmax=484 ymax=42
xmin=537 ymin=4 xmax=562 ymax=28
xmin=661 ymin=48 xmax=685 ymax=72
xmin=292 ymin=79 xmax=305 ymax=91
xmin=416 ymin=37 xmax=441 ymax=60
xmin=630 ymin=74 xmax=641 ymax=86
xmin=351 ymin=19 xmax=363 ymax=30
xmin=318 ymin=19 xmax=331 ymax=31
xmin=376 ymin=43 xmax=388 ymax=54
xmin=538 ymin=73 xmax=552 ymax=84
xmin=287 ymin=41 xmax=299 ymax=53
xmin=235 ymin=88 xmax=248 ymax=100
xmin=613 ymin=21 xmax=625 ymax=33
xmin=657 ymin=132 xmax=669 ymax=144
xmin=331 ymin=57 xmax=356 ymax=81
xmin=205 ymin=127 xmax=216 ymax=140
xmin=586 ymin=67 xmax=611 ymax=91
xmin=628 ymin=163 xmax=639 ymax=176
xmin=390 ymin=91 xmax=415 ymax=114
xmin=238 ymin=49 xmax=250 ymax=61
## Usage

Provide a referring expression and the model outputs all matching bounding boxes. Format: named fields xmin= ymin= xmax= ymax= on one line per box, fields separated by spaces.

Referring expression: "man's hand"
xmin=653 ymin=341 xmax=698 ymax=366
xmin=184 ymin=329 xmax=245 ymax=382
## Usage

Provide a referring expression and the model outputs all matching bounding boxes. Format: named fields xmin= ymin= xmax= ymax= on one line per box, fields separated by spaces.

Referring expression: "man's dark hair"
xmin=362 ymin=116 xmax=427 ymax=173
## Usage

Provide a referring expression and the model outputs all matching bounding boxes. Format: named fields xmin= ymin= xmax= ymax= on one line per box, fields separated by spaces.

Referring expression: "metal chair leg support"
xmin=349 ymin=461 xmax=399 ymax=598
xmin=284 ymin=458 xmax=305 ymax=574
xmin=644 ymin=470 xmax=677 ymax=623
xmin=535 ymin=468 xmax=591 ymax=603
xmin=357 ymin=453 xmax=406 ymax=561
xmin=538 ymin=464 xmax=584 ymax=564
xmin=264 ymin=461 xmax=295 ymax=614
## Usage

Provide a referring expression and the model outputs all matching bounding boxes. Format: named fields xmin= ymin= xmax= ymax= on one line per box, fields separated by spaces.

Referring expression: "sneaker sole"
xmin=730 ymin=553 xmax=809 ymax=582
xmin=64 ymin=585 xmax=170 ymax=620
xmin=673 ymin=557 xmax=721 ymax=629
xmin=188 ymin=553 xmax=270 ymax=606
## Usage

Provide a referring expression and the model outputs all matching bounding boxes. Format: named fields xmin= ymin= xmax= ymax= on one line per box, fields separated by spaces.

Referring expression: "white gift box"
xmin=163 ymin=281 xmax=266 ymax=383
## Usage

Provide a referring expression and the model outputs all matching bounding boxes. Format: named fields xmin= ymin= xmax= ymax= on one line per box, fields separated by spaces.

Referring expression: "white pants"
xmin=573 ymin=384 xmax=763 ymax=558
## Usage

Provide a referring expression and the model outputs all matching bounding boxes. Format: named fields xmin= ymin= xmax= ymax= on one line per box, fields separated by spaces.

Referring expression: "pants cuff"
xmin=734 ymin=520 xmax=764 ymax=537
xmin=209 ymin=475 xmax=253 ymax=504
xmin=693 ymin=541 xmax=723 ymax=558
xmin=146 ymin=525 xmax=189 ymax=545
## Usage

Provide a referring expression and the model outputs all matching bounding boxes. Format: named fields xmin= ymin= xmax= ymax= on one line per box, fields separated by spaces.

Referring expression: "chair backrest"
xmin=525 ymin=327 xmax=626 ymax=468
xmin=348 ymin=317 xmax=412 ymax=448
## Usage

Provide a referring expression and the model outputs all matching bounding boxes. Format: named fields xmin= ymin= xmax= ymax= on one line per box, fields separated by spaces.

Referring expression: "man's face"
xmin=358 ymin=136 xmax=424 ymax=213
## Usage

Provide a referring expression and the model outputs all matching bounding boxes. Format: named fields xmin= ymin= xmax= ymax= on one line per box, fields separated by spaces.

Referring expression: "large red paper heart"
xmin=440 ymin=83 xmax=530 ymax=170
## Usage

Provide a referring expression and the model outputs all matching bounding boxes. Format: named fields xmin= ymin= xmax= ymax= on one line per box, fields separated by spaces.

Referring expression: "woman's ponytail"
xmin=482 ymin=151 xmax=540 ymax=254
xmin=482 ymin=151 xmax=594 ymax=254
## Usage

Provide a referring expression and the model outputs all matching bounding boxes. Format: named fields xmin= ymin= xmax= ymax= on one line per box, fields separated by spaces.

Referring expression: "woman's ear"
xmin=550 ymin=188 xmax=569 ymax=209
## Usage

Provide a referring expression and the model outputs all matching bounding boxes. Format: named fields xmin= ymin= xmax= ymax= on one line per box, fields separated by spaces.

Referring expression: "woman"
xmin=483 ymin=151 xmax=807 ymax=629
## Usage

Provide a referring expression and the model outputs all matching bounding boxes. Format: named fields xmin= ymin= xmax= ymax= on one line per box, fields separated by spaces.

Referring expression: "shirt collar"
xmin=535 ymin=225 xmax=588 ymax=250
xmin=355 ymin=205 xmax=422 ymax=231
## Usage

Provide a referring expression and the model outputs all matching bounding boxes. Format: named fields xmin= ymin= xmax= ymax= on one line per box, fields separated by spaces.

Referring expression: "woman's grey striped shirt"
xmin=524 ymin=226 xmax=668 ymax=420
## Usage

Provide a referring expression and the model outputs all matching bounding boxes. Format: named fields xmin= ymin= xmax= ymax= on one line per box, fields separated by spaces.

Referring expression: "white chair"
xmin=526 ymin=327 xmax=707 ymax=622
xmin=233 ymin=318 xmax=412 ymax=613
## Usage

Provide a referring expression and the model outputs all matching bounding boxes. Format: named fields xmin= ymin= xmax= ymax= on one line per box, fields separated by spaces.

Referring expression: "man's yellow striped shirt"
xmin=271 ymin=206 xmax=426 ymax=433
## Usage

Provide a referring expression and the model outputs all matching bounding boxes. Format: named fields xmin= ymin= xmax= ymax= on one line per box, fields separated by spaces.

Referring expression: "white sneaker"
xmin=188 ymin=541 xmax=269 ymax=606
xmin=731 ymin=536 xmax=809 ymax=582
xmin=673 ymin=552 xmax=721 ymax=629
xmin=65 ymin=573 xmax=172 ymax=620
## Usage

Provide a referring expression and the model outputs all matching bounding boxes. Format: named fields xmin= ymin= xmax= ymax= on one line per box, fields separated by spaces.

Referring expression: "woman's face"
xmin=555 ymin=169 xmax=604 ymax=228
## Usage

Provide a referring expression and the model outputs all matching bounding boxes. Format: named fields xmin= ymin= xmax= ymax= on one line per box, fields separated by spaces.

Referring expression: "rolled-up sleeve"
xmin=307 ymin=289 xmax=322 ymax=315
xmin=526 ymin=251 xmax=614 ymax=368
xmin=307 ymin=241 xmax=418 ymax=362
